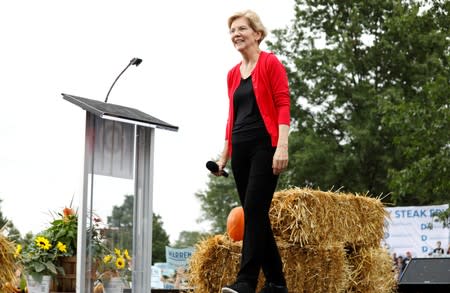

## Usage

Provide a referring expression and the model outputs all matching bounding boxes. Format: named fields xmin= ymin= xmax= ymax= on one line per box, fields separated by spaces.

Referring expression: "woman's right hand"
xmin=214 ymin=141 xmax=229 ymax=176
xmin=216 ymin=158 xmax=227 ymax=176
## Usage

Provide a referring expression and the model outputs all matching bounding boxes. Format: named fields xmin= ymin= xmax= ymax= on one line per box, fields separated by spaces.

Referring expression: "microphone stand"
xmin=104 ymin=57 xmax=142 ymax=103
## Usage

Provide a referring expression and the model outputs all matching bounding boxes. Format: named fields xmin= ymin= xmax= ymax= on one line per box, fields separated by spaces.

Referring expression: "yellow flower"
xmin=123 ymin=249 xmax=131 ymax=260
xmin=35 ymin=236 xmax=52 ymax=250
xmin=103 ymin=254 xmax=113 ymax=264
xmin=114 ymin=248 xmax=121 ymax=257
xmin=115 ymin=256 xmax=125 ymax=269
xmin=14 ymin=244 xmax=22 ymax=258
xmin=56 ymin=242 xmax=67 ymax=253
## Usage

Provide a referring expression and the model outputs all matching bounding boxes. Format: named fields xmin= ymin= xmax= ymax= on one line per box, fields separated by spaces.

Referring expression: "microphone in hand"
xmin=206 ymin=161 xmax=229 ymax=177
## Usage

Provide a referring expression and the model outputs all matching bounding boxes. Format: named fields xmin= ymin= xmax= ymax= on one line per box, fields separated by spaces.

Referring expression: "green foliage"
xmin=0 ymin=198 xmax=21 ymax=242
xmin=172 ymin=231 xmax=211 ymax=248
xmin=16 ymin=208 xmax=74 ymax=280
xmin=105 ymin=194 xmax=170 ymax=264
xmin=0 ymin=199 xmax=7 ymax=227
xmin=19 ymin=234 xmax=66 ymax=280
xmin=152 ymin=214 xmax=170 ymax=264
xmin=266 ymin=0 xmax=450 ymax=207
xmin=45 ymin=208 xmax=78 ymax=256
xmin=17 ymin=205 xmax=109 ymax=280
xmin=106 ymin=195 xmax=134 ymax=252
xmin=432 ymin=208 xmax=450 ymax=228
xmin=195 ymin=169 xmax=239 ymax=234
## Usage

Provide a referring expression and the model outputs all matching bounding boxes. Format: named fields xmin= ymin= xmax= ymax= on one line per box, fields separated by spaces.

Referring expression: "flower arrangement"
xmin=17 ymin=204 xmax=108 ymax=284
xmin=18 ymin=233 xmax=68 ymax=281
xmin=43 ymin=205 xmax=108 ymax=262
xmin=97 ymin=247 xmax=131 ymax=283
xmin=16 ymin=206 xmax=78 ymax=282
xmin=45 ymin=207 xmax=78 ymax=257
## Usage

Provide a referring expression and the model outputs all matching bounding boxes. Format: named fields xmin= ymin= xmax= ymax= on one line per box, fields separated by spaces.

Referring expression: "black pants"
xmin=231 ymin=137 xmax=286 ymax=289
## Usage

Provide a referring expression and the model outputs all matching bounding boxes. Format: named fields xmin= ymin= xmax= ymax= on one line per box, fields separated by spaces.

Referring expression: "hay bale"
xmin=188 ymin=235 xmax=350 ymax=293
xmin=188 ymin=187 xmax=392 ymax=292
xmin=270 ymin=188 xmax=387 ymax=247
xmin=188 ymin=235 xmax=240 ymax=293
xmin=0 ymin=232 xmax=20 ymax=293
xmin=345 ymin=246 xmax=398 ymax=293
xmin=276 ymin=241 xmax=349 ymax=293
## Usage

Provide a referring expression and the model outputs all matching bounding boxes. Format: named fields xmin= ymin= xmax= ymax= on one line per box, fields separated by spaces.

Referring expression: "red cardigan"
xmin=225 ymin=51 xmax=291 ymax=155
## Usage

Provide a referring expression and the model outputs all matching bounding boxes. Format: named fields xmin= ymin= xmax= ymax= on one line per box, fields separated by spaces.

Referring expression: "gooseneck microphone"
xmin=104 ymin=57 xmax=143 ymax=103
xmin=206 ymin=161 xmax=229 ymax=177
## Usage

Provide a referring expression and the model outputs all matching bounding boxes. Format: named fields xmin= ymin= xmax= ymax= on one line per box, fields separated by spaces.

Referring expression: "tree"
xmin=172 ymin=231 xmax=211 ymax=248
xmin=0 ymin=198 xmax=21 ymax=241
xmin=0 ymin=199 xmax=7 ymax=228
xmin=377 ymin=2 xmax=450 ymax=205
xmin=106 ymin=195 xmax=170 ymax=264
xmin=195 ymin=171 xmax=239 ymax=234
xmin=106 ymin=195 xmax=134 ymax=250
xmin=152 ymin=214 xmax=170 ymax=264
xmin=267 ymin=0 xmax=449 ymax=206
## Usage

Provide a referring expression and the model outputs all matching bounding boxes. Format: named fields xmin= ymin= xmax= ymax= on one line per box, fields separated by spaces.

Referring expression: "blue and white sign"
xmin=165 ymin=246 xmax=195 ymax=267
xmin=384 ymin=204 xmax=449 ymax=257
xmin=151 ymin=266 xmax=164 ymax=289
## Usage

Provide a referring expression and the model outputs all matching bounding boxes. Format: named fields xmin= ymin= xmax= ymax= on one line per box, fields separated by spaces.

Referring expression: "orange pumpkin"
xmin=227 ymin=206 xmax=245 ymax=241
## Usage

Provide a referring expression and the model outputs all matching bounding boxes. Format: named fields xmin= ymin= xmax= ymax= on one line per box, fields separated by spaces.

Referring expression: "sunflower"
xmin=35 ymin=236 xmax=52 ymax=250
xmin=123 ymin=249 xmax=131 ymax=260
xmin=115 ymin=256 xmax=125 ymax=269
xmin=97 ymin=247 xmax=131 ymax=284
xmin=114 ymin=248 xmax=121 ymax=257
xmin=103 ymin=254 xmax=113 ymax=264
xmin=56 ymin=242 xmax=67 ymax=253
xmin=14 ymin=244 xmax=22 ymax=258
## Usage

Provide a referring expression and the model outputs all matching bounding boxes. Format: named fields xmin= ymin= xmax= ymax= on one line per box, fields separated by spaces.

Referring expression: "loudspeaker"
xmin=398 ymin=257 xmax=450 ymax=293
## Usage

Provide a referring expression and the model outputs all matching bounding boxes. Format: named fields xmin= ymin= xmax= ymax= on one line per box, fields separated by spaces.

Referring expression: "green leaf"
xmin=45 ymin=261 xmax=58 ymax=275
xmin=34 ymin=262 xmax=45 ymax=273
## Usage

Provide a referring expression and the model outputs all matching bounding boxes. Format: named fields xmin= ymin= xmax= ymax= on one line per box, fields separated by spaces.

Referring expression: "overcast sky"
xmin=0 ymin=0 xmax=295 ymax=243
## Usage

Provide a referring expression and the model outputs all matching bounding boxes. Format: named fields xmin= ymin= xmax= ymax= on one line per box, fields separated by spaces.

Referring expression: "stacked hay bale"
xmin=0 ymin=231 xmax=21 ymax=293
xmin=189 ymin=187 xmax=397 ymax=293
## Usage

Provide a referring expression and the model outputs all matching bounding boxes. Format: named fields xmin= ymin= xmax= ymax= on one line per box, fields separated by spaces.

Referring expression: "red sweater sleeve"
xmin=266 ymin=53 xmax=290 ymax=126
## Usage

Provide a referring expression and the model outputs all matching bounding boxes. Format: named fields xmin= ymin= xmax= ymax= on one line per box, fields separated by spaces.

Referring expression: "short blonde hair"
xmin=228 ymin=10 xmax=267 ymax=44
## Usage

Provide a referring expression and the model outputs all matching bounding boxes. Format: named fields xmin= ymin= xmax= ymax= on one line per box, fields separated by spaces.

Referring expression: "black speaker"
xmin=398 ymin=257 xmax=450 ymax=293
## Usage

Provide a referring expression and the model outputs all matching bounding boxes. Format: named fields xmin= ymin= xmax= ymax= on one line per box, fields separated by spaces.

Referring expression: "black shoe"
xmin=258 ymin=282 xmax=288 ymax=293
xmin=222 ymin=282 xmax=255 ymax=293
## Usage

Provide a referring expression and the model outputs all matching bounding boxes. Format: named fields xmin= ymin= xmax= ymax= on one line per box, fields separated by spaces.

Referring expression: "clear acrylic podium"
xmin=63 ymin=94 xmax=178 ymax=293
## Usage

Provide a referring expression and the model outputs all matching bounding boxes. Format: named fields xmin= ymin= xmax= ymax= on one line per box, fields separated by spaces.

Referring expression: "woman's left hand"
xmin=273 ymin=144 xmax=288 ymax=175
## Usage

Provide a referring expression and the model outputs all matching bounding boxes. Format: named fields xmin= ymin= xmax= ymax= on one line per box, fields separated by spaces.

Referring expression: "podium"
xmin=63 ymin=94 xmax=178 ymax=293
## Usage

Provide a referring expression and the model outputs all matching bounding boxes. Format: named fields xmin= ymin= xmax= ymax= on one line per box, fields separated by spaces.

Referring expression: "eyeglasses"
xmin=229 ymin=25 xmax=252 ymax=35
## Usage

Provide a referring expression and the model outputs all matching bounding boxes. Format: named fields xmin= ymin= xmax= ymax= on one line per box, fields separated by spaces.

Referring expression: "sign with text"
xmin=151 ymin=266 xmax=164 ymax=289
xmin=384 ymin=204 xmax=449 ymax=257
xmin=165 ymin=246 xmax=195 ymax=267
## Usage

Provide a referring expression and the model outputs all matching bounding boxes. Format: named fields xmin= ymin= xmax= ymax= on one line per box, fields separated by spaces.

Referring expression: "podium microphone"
xmin=206 ymin=161 xmax=229 ymax=177
xmin=104 ymin=57 xmax=143 ymax=103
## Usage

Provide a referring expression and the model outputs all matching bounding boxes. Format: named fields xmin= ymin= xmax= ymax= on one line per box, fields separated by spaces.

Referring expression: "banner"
xmin=165 ymin=246 xmax=195 ymax=267
xmin=384 ymin=204 xmax=449 ymax=257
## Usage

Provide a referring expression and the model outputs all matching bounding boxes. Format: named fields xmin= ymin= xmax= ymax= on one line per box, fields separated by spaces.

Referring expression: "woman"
xmin=215 ymin=9 xmax=290 ymax=293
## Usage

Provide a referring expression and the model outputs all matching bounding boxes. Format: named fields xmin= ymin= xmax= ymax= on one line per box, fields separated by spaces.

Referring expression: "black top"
xmin=232 ymin=77 xmax=268 ymax=143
